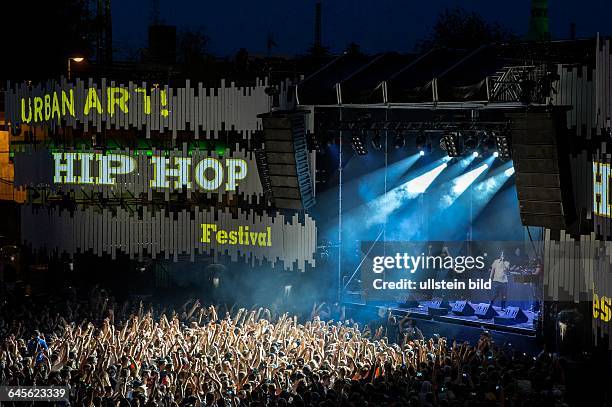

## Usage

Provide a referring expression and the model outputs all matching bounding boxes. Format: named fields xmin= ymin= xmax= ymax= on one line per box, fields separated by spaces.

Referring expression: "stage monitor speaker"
xmin=258 ymin=112 xmax=315 ymax=210
xmin=508 ymin=110 xmax=576 ymax=230
xmin=451 ymin=300 xmax=475 ymax=316
xmin=399 ymin=299 xmax=419 ymax=309
xmin=474 ymin=303 xmax=498 ymax=319
xmin=493 ymin=307 xmax=528 ymax=325
xmin=430 ymin=298 xmax=450 ymax=309
xmin=428 ymin=298 xmax=450 ymax=316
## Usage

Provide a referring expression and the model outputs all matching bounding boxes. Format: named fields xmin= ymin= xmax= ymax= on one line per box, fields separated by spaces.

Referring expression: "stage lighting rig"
xmin=416 ymin=132 xmax=432 ymax=155
xmin=481 ymin=132 xmax=496 ymax=152
xmin=440 ymin=132 xmax=461 ymax=157
xmin=494 ymin=132 xmax=512 ymax=159
xmin=415 ymin=132 xmax=427 ymax=149
xmin=309 ymin=132 xmax=323 ymax=152
xmin=370 ymin=132 xmax=383 ymax=150
xmin=351 ymin=132 xmax=368 ymax=155
xmin=464 ymin=133 xmax=479 ymax=151
xmin=393 ymin=133 xmax=405 ymax=149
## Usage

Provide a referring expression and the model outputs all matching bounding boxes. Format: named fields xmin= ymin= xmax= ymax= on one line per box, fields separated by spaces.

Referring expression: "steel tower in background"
xmin=527 ymin=0 xmax=550 ymax=41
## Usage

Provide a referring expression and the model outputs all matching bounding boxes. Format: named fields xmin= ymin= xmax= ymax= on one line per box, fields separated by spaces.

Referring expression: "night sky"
xmin=113 ymin=0 xmax=612 ymax=57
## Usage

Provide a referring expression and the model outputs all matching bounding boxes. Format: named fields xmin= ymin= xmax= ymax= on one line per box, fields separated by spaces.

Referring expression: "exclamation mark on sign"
xmin=160 ymin=89 xmax=169 ymax=117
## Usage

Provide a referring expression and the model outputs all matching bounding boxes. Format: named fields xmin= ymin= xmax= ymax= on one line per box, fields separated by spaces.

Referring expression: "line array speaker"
xmin=508 ymin=110 xmax=576 ymax=230
xmin=259 ymin=112 xmax=315 ymax=210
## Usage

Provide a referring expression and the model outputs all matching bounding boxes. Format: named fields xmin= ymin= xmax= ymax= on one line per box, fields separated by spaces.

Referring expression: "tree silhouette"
xmin=416 ymin=7 xmax=515 ymax=52
xmin=176 ymin=27 xmax=213 ymax=78
xmin=177 ymin=27 xmax=210 ymax=65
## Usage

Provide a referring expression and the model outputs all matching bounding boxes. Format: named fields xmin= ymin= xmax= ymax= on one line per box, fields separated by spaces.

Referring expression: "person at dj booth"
xmin=509 ymin=246 xmax=529 ymax=268
xmin=489 ymin=251 xmax=510 ymax=310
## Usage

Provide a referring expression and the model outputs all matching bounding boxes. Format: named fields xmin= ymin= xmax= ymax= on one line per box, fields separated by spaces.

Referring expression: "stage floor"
xmin=344 ymin=302 xmax=538 ymax=353
xmin=397 ymin=302 xmax=536 ymax=334
xmin=343 ymin=299 xmax=538 ymax=336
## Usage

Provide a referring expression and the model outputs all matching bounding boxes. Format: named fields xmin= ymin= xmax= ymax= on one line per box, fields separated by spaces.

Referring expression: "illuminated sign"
xmin=593 ymin=290 xmax=612 ymax=323
xmin=18 ymin=87 xmax=168 ymax=124
xmin=52 ymin=152 xmax=249 ymax=193
xmin=4 ymin=78 xmax=272 ymax=137
xmin=593 ymin=161 xmax=611 ymax=217
xmin=21 ymin=205 xmax=316 ymax=271
xmin=13 ymin=147 xmax=264 ymax=199
xmin=200 ymin=224 xmax=272 ymax=247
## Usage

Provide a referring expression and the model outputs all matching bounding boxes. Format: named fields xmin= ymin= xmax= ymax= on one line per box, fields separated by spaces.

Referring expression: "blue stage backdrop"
xmin=313 ymin=148 xmax=526 ymax=249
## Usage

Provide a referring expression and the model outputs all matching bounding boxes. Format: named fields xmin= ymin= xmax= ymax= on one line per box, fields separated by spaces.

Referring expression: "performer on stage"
xmin=489 ymin=251 xmax=510 ymax=310
xmin=431 ymin=245 xmax=459 ymax=300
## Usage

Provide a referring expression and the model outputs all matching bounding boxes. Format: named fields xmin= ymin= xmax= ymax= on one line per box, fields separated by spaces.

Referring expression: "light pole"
xmin=67 ymin=57 xmax=84 ymax=80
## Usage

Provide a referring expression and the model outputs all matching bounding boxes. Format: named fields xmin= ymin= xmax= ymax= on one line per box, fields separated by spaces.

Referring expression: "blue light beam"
xmin=471 ymin=161 xmax=515 ymax=218
xmin=404 ymin=161 xmax=449 ymax=195
xmin=357 ymin=153 xmax=421 ymax=201
xmin=439 ymin=162 xmax=490 ymax=208
xmin=365 ymin=160 xmax=449 ymax=227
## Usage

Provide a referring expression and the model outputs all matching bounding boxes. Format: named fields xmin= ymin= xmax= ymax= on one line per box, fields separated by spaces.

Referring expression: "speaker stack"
xmin=508 ymin=110 xmax=577 ymax=230
xmin=258 ymin=112 xmax=315 ymax=210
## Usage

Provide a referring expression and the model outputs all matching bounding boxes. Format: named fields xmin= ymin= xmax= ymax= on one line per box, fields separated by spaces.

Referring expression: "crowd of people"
xmin=0 ymin=286 xmax=570 ymax=406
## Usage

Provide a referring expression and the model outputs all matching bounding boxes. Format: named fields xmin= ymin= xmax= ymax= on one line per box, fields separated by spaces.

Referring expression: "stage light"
xmin=473 ymin=151 xmax=479 ymax=157
xmin=416 ymin=132 xmax=432 ymax=155
xmin=495 ymin=132 xmax=511 ymax=159
xmin=351 ymin=132 xmax=368 ymax=155
xmin=310 ymin=133 xmax=323 ymax=152
xmin=440 ymin=132 xmax=461 ymax=157
xmin=415 ymin=132 xmax=427 ymax=149
xmin=464 ymin=133 xmax=479 ymax=151
xmin=371 ymin=133 xmax=382 ymax=150
xmin=481 ymin=132 xmax=496 ymax=151
xmin=493 ymin=151 xmax=499 ymax=158
xmin=393 ymin=134 xmax=405 ymax=149
xmin=505 ymin=167 xmax=515 ymax=177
